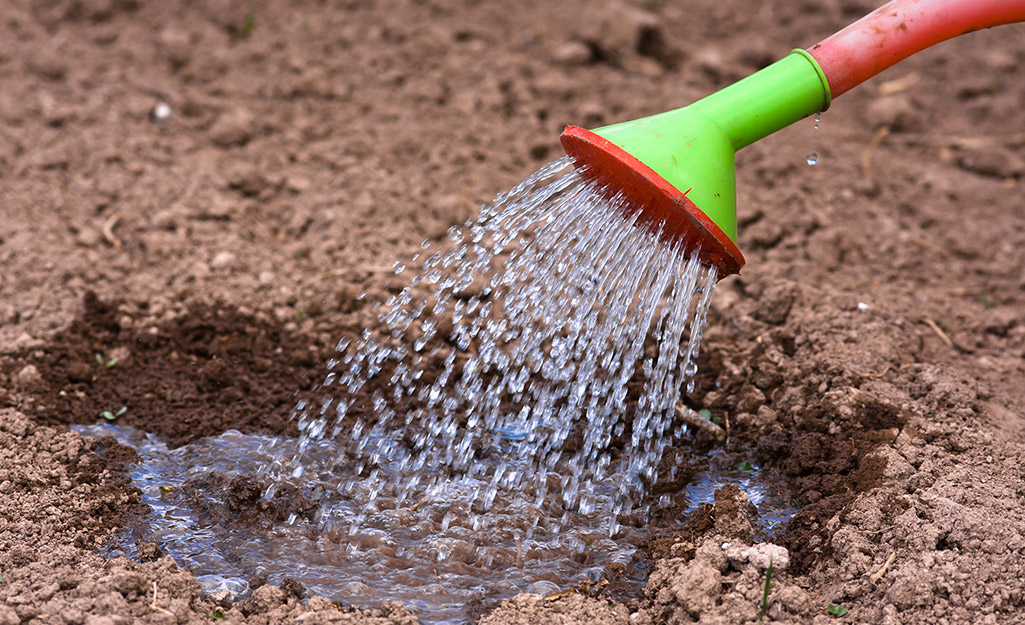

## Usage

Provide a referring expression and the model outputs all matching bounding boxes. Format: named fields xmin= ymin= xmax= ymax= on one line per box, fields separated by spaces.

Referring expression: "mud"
xmin=6 ymin=291 xmax=331 ymax=447
xmin=2 ymin=0 xmax=1025 ymax=623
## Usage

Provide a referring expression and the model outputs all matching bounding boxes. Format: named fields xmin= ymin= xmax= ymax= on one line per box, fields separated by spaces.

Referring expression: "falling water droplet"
xmin=814 ymin=111 xmax=821 ymax=130
xmin=806 ymin=151 xmax=819 ymax=166
xmin=66 ymin=153 xmax=801 ymax=625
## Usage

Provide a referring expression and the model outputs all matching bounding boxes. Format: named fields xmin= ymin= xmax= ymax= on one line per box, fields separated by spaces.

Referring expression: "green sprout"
xmin=95 ymin=353 xmax=118 ymax=368
xmin=212 ymin=607 xmax=225 ymax=620
xmin=240 ymin=13 xmax=256 ymax=38
xmin=101 ymin=406 xmax=127 ymax=421
xmin=698 ymin=408 xmax=722 ymax=426
xmin=737 ymin=460 xmax=757 ymax=475
xmin=827 ymin=603 xmax=848 ymax=617
xmin=159 ymin=485 xmax=173 ymax=494
xmin=981 ymin=290 xmax=996 ymax=310
xmin=757 ymin=559 xmax=774 ymax=624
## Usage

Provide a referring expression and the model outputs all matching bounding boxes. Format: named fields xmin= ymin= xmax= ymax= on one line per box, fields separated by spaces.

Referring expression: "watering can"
xmin=561 ymin=0 xmax=1025 ymax=278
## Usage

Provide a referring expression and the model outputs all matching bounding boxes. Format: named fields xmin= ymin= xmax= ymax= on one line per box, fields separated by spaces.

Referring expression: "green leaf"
xmin=96 ymin=353 xmax=105 ymax=365
xmin=738 ymin=460 xmax=756 ymax=474
xmin=212 ymin=607 xmax=225 ymax=620
xmin=159 ymin=485 xmax=173 ymax=493
xmin=240 ymin=13 xmax=256 ymax=38
xmin=101 ymin=406 xmax=127 ymax=422
xmin=827 ymin=603 xmax=848 ymax=617
xmin=697 ymin=408 xmax=712 ymax=420
xmin=757 ymin=559 xmax=774 ymax=623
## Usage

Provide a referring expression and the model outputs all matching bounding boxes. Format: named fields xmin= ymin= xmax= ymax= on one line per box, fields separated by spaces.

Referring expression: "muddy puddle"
xmin=74 ymin=422 xmax=795 ymax=624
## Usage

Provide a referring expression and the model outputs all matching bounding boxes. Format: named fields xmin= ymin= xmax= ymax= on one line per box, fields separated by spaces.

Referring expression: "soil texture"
xmin=2 ymin=0 xmax=1025 ymax=624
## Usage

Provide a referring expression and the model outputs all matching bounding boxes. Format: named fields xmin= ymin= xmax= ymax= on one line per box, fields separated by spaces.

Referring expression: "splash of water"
xmin=73 ymin=421 xmax=796 ymax=624
xmin=262 ymin=157 xmax=719 ymax=536
xmin=68 ymin=158 xmax=800 ymax=624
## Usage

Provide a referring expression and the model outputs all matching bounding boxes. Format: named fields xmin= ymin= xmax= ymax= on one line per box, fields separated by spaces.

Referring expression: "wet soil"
xmin=5 ymin=290 xmax=332 ymax=447
xmin=2 ymin=0 xmax=1025 ymax=623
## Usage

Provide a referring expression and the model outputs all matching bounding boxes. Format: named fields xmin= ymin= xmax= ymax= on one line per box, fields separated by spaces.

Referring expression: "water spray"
xmin=562 ymin=0 xmax=1025 ymax=279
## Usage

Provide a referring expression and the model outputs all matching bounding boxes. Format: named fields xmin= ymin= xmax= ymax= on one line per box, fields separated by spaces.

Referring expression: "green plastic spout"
xmin=589 ymin=50 xmax=831 ymax=245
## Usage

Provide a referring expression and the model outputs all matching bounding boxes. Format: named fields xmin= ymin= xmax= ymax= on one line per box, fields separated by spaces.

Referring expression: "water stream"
xmin=264 ymin=157 xmax=719 ymax=532
xmin=76 ymin=158 xmax=797 ymax=623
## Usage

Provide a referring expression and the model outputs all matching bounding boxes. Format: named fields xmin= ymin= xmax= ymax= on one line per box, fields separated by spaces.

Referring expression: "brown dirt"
xmin=2 ymin=0 xmax=1025 ymax=624
xmin=5 ymin=290 xmax=331 ymax=447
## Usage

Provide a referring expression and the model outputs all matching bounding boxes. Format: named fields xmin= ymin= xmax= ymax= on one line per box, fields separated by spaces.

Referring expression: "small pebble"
xmin=210 ymin=109 xmax=255 ymax=148
xmin=15 ymin=364 xmax=42 ymax=390
xmin=158 ymin=27 xmax=192 ymax=67
xmin=75 ymin=227 xmax=103 ymax=247
xmin=151 ymin=208 xmax=179 ymax=231
xmin=866 ymin=95 xmax=922 ymax=132
xmin=210 ymin=251 xmax=236 ymax=270
xmin=553 ymin=41 xmax=593 ymax=65
xmin=27 ymin=54 xmax=67 ymax=80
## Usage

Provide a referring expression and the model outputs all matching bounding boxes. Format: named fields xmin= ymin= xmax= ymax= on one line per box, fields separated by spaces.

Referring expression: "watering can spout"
xmin=562 ymin=0 xmax=1025 ymax=280
xmin=561 ymin=50 xmax=830 ymax=279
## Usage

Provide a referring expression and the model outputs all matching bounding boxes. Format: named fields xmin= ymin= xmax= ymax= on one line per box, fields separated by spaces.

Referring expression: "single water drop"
xmin=151 ymin=102 xmax=172 ymax=122
xmin=447 ymin=226 xmax=464 ymax=244
xmin=806 ymin=151 xmax=819 ymax=166
xmin=526 ymin=580 xmax=561 ymax=596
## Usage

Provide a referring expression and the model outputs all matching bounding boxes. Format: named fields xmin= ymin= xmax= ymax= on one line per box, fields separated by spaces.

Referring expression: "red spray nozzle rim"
xmin=560 ymin=125 xmax=744 ymax=279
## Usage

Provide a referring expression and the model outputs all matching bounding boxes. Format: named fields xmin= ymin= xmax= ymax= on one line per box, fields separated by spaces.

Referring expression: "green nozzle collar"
xmin=589 ymin=50 xmax=831 ymax=244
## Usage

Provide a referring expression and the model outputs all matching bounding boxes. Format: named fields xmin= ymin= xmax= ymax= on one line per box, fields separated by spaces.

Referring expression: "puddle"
xmin=75 ymin=422 xmax=795 ymax=624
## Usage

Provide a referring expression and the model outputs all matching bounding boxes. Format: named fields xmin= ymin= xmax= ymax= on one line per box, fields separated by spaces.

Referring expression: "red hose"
xmin=808 ymin=0 xmax=1025 ymax=98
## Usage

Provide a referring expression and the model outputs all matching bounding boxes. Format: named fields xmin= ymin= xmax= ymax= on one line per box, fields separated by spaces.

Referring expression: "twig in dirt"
xmin=409 ymin=496 xmax=429 ymax=512
xmin=860 ymin=126 xmax=890 ymax=174
xmin=869 ymin=551 xmax=897 ymax=585
xmin=101 ymin=212 xmax=122 ymax=249
xmin=860 ymin=363 xmax=914 ymax=378
xmin=545 ymin=578 xmax=608 ymax=601
xmin=459 ymin=182 xmax=482 ymax=213
xmin=723 ymin=412 xmax=731 ymax=446
xmin=675 ymin=402 xmax=725 ymax=441
xmin=877 ymin=72 xmax=920 ymax=96
xmin=150 ymin=581 xmax=174 ymax=617
xmin=920 ymin=318 xmax=954 ymax=349
xmin=910 ymin=237 xmax=950 ymax=257
xmin=861 ymin=365 xmax=892 ymax=379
